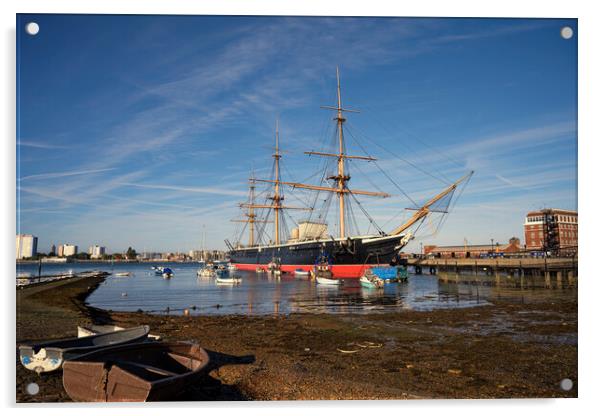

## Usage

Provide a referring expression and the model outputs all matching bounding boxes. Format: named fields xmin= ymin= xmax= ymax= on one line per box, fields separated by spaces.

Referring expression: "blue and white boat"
xmin=362 ymin=266 xmax=408 ymax=284
xmin=359 ymin=274 xmax=384 ymax=289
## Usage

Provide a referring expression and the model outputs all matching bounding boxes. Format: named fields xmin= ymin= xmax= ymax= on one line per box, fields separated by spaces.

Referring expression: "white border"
xmin=2 ymin=1 xmax=599 ymax=415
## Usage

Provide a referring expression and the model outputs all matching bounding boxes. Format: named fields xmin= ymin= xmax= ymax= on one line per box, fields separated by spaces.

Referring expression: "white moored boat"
xmin=313 ymin=254 xmax=340 ymax=285
xmin=294 ymin=268 xmax=310 ymax=278
xmin=216 ymin=276 xmax=242 ymax=285
xmin=316 ymin=276 xmax=342 ymax=285
xmin=197 ymin=267 xmax=216 ymax=278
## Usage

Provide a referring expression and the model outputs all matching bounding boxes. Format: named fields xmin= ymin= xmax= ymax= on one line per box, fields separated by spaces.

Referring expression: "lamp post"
xmin=491 ymin=238 xmax=494 ymax=253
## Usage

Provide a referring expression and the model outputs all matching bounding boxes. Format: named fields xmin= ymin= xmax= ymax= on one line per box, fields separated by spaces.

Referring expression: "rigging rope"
xmin=433 ymin=170 xmax=472 ymax=236
xmin=359 ymin=104 xmax=464 ymax=180
xmin=344 ymin=124 xmax=419 ymax=207
xmin=381 ymin=206 xmax=410 ymax=229
xmin=345 ymin=121 xmax=450 ymax=187
xmin=347 ymin=185 xmax=385 ymax=235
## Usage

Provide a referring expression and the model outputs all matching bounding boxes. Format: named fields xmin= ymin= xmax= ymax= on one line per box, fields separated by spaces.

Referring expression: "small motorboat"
xmin=313 ymin=253 xmax=340 ymax=285
xmin=359 ymin=274 xmax=384 ymax=289
xmin=215 ymin=265 xmax=228 ymax=276
xmin=114 ymin=272 xmax=131 ymax=277
xmin=216 ymin=275 xmax=242 ymax=285
xmin=153 ymin=267 xmax=164 ymax=276
xmin=77 ymin=325 xmax=161 ymax=341
xmin=19 ymin=326 xmax=150 ymax=374
xmin=294 ymin=268 xmax=309 ymax=278
xmin=198 ymin=267 xmax=216 ymax=278
xmin=62 ymin=342 xmax=210 ymax=402
xmin=316 ymin=276 xmax=342 ymax=285
xmin=162 ymin=268 xmax=174 ymax=278
xmin=267 ymin=259 xmax=282 ymax=274
xmin=255 ymin=267 xmax=266 ymax=273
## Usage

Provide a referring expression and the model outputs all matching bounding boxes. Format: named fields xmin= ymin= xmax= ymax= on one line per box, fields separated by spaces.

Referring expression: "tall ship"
xmin=227 ymin=69 xmax=473 ymax=277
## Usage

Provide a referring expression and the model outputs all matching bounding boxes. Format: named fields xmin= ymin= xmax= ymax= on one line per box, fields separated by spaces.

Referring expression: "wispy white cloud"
xmin=457 ymin=121 xmax=576 ymax=158
xmin=18 ymin=170 xmax=148 ymax=208
xmin=17 ymin=140 xmax=67 ymax=149
xmin=94 ymin=17 xmax=550 ymax=172
xmin=119 ymin=182 xmax=246 ymax=197
xmin=428 ymin=21 xmax=549 ymax=45
xmin=19 ymin=168 xmax=116 ymax=181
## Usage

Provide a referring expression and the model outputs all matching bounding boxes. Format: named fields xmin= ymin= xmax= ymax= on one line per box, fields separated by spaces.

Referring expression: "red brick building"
xmin=424 ymin=237 xmax=521 ymax=258
xmin=524 ymin=209 xmax=577 ymax=253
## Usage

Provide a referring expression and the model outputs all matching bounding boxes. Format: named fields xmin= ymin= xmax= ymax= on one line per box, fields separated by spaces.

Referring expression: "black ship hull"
xmin=228 ymin=234 xmax=409 ymax=278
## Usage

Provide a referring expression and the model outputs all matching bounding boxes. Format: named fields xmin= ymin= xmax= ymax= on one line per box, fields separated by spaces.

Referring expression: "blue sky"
xmin=16 ymin=15 xmax=577 ymax=253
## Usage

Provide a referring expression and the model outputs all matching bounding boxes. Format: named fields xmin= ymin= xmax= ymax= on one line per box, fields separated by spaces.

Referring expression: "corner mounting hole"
xmin=26 ymin=382 xmax=39 ymax=395
xmin=560 ymin=26 xmax=573 ymax=40
xmin=560 ymin=378 xmax=573 ymax=391
xmin=25 ymin=22 xmax=39 ymax=36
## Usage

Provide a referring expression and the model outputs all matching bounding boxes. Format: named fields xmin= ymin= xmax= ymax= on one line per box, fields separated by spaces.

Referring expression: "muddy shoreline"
xmin=16 ymin=274 xmax=577 ymax=402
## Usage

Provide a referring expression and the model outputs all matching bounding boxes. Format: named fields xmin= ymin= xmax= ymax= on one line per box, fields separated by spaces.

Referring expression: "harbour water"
xmin=16 ymin=262 xmax=576 ymax=316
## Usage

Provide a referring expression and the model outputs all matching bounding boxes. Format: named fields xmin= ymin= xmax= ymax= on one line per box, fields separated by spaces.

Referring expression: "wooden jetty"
xmin=407 ymin=257 xmax=578 ymax=289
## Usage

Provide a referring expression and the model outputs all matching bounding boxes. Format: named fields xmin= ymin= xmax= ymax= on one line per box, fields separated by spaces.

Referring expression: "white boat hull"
xmin=216 ymin=277 xmax=242 ymax=285
xmin=316 ymin=276 xmax=341 ymax=285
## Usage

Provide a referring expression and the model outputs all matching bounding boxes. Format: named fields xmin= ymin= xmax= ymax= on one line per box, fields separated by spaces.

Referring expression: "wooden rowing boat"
xmin=19 ymin=325 xmax=150 ymax=374
xmin=62 ymin=342 xmax=210 ymax=402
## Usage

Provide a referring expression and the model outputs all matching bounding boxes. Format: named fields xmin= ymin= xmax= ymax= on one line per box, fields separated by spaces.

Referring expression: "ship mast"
xmin=273 ymin=119 xmax=282 ymax=244
xmin=232 ymin=171 xmax=273 ymax=247
xmin=248 ymin=174 xmax=256 ymax=246
xmin=335 ymin=67 xmax=347 ymax=238
xmin=256 ymin=67 xmax=390 ymax=239
xmin=240 ymin=119 xmax=311 ymax=246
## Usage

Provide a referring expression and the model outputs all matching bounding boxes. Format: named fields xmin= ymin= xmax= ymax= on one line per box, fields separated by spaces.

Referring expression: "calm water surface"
xmin=17 ymin=262 xmax=576 ymax=315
